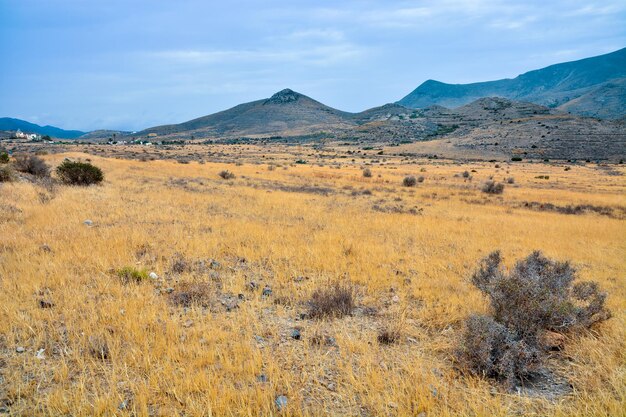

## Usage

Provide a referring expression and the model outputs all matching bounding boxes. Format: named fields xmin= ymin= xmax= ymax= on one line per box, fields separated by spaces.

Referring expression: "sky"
xmin=0 ymin=0 xmax=625 ymax=132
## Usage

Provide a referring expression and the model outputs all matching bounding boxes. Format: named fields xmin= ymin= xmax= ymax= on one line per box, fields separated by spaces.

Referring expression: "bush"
xmin=362 ymin=168 xmax=372 ymax=178
xmin=0 ymin=151 xmax=9 ymax=164
xmin=511 ymin=157 xmax=522 ymax=162
xmin=116 ymin=267 xmax=149 ymax=284
xmin=0 ymin=165 xmax=15 ymax=182
xmin=308 ymin=283 xmax=355 ymax=319
xmin=462 ymin=170 xmax=470 ymax=178
xmin=14 ymin=154 xmax=50 ymax=177
xmin=168 ymin=282 xmax=213 ymax=308
xmin=218 ymin=170 xmax=236 ymax=180
xmin=402 ymin=176 xmax=417 ymax=187
xmin=458 ymin=315 xmax=540 ymax=385
xmin=417 ymin=176 xmax=425 ymax=183
xmin=481 ymin=180 xmax=504 ymax=194
xmin=458 ymin=251 xmax=611 ymax=385
xmin=56 ymin=160 xmax=104 ymax=185
xmin=506 ymin=177 xmax=515 ymax=184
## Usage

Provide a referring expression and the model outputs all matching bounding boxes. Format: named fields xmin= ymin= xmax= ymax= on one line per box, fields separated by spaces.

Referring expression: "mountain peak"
xmin=264 ymin=88 xmax=304 ymax=104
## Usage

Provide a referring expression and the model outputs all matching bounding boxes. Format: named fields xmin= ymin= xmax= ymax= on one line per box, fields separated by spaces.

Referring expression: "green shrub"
xmin=116 ymin=267 xmax=149 ymax=284
xmin=0 ymin=151 xmax=9 ymax=164
xmin=56 ymin=160 xmax=104 ymax=185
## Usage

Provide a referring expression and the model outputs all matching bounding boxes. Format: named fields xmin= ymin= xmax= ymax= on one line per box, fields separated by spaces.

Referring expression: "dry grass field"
xmin=1 ymin=149 xmax=625 ymax=416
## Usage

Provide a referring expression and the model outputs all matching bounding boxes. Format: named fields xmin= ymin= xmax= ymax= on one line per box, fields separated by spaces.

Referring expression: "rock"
xmin=237 ymin=293 xmax=245 ymax=300
xmin=83 ymin=219 xmax=93 ymax=226
xmin=16 ymin=346 xmax=25 ymax=353
xmin=40 ymin=244 xmax=52 ymax=253
xmin=118 ymin=400 xmax=129 ymax=410
xmin=254 ymin=335 xmax=265 ymax=344
xmin=164 ymin=287 xmax=174 ymax=294
xmin=209 ymin=260 xmax=221 ymax=269
xmin=262 ymin=286 xmax=272 ymax=297
xmin=247 ymin=281 xmax=258 ymax=291
xmin=183 ymin=319 xmax=193 ymax=328
xmin=257 ymin=374 xmax=268 ymax=383
xmin=220 ymin=296 xmax=239 ymax=312
xmin=275 ymin=395 xmax=288 ymax=411
xmin=391 ymin=295 xmax=400 ymax=303
xmin=35 ymin=348 xmax=45 ymax=360
xmin=291 ymin=328 xmax=301 ymax=340
xmin=149 ymin=272 xmax=158 ymax=280
xmin=38 ymin=299 xmax=54 ymax=309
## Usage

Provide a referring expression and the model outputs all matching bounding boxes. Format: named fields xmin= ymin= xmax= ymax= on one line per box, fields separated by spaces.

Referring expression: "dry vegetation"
xmin=0 ymin=148 xmax=625 ymax=416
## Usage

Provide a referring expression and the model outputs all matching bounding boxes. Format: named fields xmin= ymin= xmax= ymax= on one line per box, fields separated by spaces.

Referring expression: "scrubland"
xmin=1 ymin=150 xmax=625 ymax=416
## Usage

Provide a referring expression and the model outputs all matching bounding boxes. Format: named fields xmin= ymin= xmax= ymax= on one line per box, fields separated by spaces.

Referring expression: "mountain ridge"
xmin=398 ymin=48 xmax=626 ymax=119
xmin=0 ymin=117 xmax=85 ymax=139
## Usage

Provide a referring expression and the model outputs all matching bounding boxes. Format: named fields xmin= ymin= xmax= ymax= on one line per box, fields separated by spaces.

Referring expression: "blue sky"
xmin=1 ymin=0 xmax=624 ymax=132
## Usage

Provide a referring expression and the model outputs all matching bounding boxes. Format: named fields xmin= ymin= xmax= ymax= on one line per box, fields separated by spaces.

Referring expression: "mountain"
xmin=398 ymin=48 xmax=626 ymax=119
xmin=139 ymin=89 xmax=355 ymax=137
xmin=0 ymin=117 xmax=85 ymax=139
xmin=556 ymin=77 xmax=626 ymax=119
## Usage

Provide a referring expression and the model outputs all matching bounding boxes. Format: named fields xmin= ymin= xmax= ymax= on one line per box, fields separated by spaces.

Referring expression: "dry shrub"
xmin=458 ymin=251 xmax=611 ymax=386
xmin=168 ymin=282 xmax=213 ymax=308
xmin=308 ymin=283 xmax=355 ymax=319
xmin=0 ymin=165 xmax=15 ymax=182
xmin=14 ymin=154 xmax=50 ymax=177
xmin=481 ymin=180 xmax=504 ymax=194
xmin=88 ymin=337 xmax=111 ymax=360
xmin=377 ymin=327 xmax=401 ymax=345
xmin=218 ymin=170 xmax=236 ymax=180
xmin=402 ymin=176 xmax=417 ymax=187
xmin=363 ymin=168 xmax=372 ymax=178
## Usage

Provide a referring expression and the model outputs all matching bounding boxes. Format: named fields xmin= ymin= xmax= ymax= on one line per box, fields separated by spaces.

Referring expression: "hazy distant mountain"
xmin=398 ymin=48 xmax=626 ymax=119
xmin=0 ymin=117 xmax=85 ymax=139
xmin=79 ymin=129 xmax=132 ymax=140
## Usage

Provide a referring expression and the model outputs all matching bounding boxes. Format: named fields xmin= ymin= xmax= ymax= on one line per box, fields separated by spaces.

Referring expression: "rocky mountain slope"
xmin=398 ymin=48 xmax=626 ymax=119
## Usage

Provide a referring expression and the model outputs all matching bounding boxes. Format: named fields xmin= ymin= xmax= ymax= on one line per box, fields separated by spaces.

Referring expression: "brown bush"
xmin=0 ymin=165 xmax=15 ymax=182
xmin=481 ymin=180 xmax=504 ymax=194
xmin=218 ymin=170 xmax=236 ymax=180
xmin=308 ymin=283 xmax=355 ymax=319
xmin=14 ymin=154 xmax=50 ymax=177
xmin=168 ymin=282 xmax=213 ymax=308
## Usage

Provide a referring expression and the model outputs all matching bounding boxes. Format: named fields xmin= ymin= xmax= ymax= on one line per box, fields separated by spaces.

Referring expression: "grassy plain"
xmin=1 ymin=149 xmax=625 ymax=416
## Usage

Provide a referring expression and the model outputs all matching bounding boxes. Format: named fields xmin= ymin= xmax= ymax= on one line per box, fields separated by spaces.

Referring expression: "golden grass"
xmin=1 ymin=151 xmax=625 ymax=416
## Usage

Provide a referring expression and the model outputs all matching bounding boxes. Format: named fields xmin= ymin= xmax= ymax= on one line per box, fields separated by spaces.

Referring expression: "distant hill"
xmin=79 ymin=130 xmax=132 ymax=140
xmin=138 ymin=89 xmax=355 ymax=137
xmin=0 ymin=117 xmax=85 ymax=139
xmin=398 ymin=48 xmax=626 ymax=119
